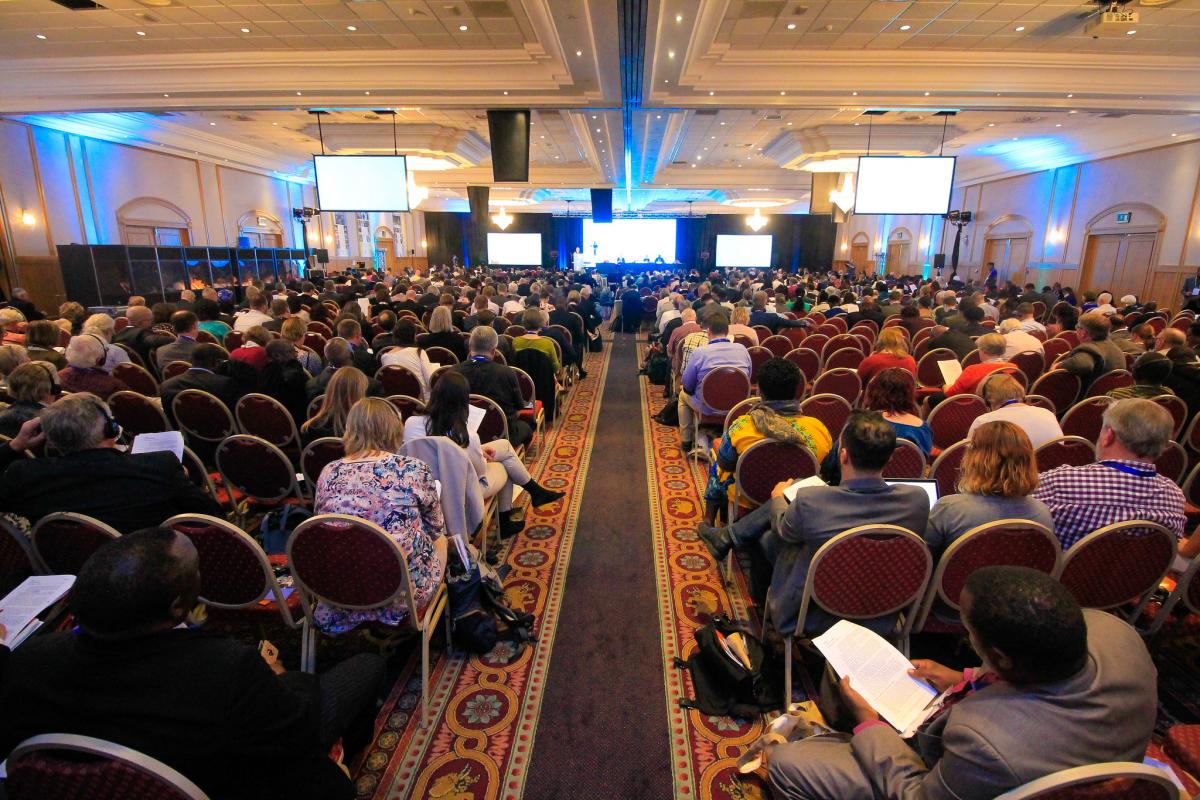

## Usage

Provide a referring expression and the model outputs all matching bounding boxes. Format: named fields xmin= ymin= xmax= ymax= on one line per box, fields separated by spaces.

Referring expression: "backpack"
xmin=644 ymin=349 xmax=670 ymax=386
xmin=673 ymin=614 xmax=783 ymax=717
xmin=446 ymin=543 xmax=537 ymax=657
xmin=258 ymin=505 xmax=312 ymax=555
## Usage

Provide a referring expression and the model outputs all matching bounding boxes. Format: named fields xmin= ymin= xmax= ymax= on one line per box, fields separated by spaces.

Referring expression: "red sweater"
xmin=858 ymin=353 xmax=917 ymax=386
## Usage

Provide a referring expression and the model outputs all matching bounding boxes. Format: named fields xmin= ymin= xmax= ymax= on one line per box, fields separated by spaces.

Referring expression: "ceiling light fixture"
xmin=709 ymin=91 xmax=714 ymax=96
xmin=346 ymin=25 xmax=357 ymax=31
xmin=668 ymin=50 xmax=675 ymax=58
xmin=209 ymin=122 xmax=216 ymax=126
xmin=899 ymin=24 xmax=911 ymax=30
xmin=787 ymin=23 xmax=796 ymax=30
xmin=240 ymin=27 xmax=250 ymax=33
xmin=1055 ymin=123 xmax=1062 ymax=127
xmin=136 ymin=30 xmax=146 ymax=36
xmin=675 ymin=13 xmax=682 ymax=23
xmin=296 ymin=91 xmax=302 ymax=95
xmin=1126 ymin=29 xmax=1136 ymax=34
xmin=1015 ymin=25 xmax=1025 ymax=31
xmin=35 ymin=34 xmax=46 ymax=39
xmin=503 ymin=91 xmax=509 ymax=95
xmin=459 ymin=25 xmax=468 ymax=31
xmin=852 ymin=91 xmax=858 ymax=96
xmin=780 ymin=91 xmax=786 ymax=96
xmin=575 ymin=50 xmax=582 ymax=56
xmin=492 ymin=207 xmax=513 ymax=230
xmin=20 ymin=211 xmax=36 ymax=227
xmin=746 ymin=207 xmax=768 ymax=231
xmin=163 ymin=93 xmax=170 ymax=97
xmin=924 ymin=91 xmax=930 ymax=96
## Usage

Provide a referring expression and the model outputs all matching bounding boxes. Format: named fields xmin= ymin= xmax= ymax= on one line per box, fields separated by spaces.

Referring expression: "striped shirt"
xmin=1033 ymin=459 xmax=1186 ymax=549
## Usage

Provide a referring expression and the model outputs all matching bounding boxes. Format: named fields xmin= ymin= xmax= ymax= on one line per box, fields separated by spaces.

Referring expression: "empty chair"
xmin=1009 ymin=351 xmax=1045 ymax=385
xmin=751 ymin=324 xmax=773 ymax=342
xmin=916 ymin=348 xmax=959 ymax=388
xmin=214 ymin=435 xmax=305 ymax=525
xmin=1152 ymin=394 xmax=1187 ymax=440
xmin=811 ymin=367 xmax=862 ymax=406
xmin=387 ymin=394 xmax=425 ymax=421
xmin=300 ymin=436 xmax=345 ymax=487
xmin=1154 ymin=440 xmax=1187 ymax=485
xmin=1058 ymin=520 xmax=1176 ymax=620
xmin=781 ymin=327 xmax=807 ymax=349
xmin=234 ymin=393 xmax=301 ymax=456
xmin=1060 ymin=396 xmax=1113 ymax=442
xmin=930 ymin=439 xmax=969 ymax=497
xmin=746 ymin=346 xmax=773 ymax=387
xmin=801 ymin=333 xmax=828 ymax=358
xmin=108 ymin=390 xmax=171 ymax=436
xmin=376 ymin=364 xmax=423 ymax=398
xmin=761 ymin=335 xmax=792 ymax=359
xmin=926 ymin=394 xmax=987 ymax=451
xmin=112 ymin=362 xmax=159 ymax=396
xmin=32 ymin=512 xmax=121 ymax=575
xmin=424 ymin=345 xmax=459 ymax=367
xmin=1034 ymin=436 xmax=1096 ymax=473
xmin=799 ymin=393 xmax=852 ymax=441
xmin=1041 ymin=337 xmax=1072 ymax=367
xmin=1029 ymin=370 xmax=1081 ymax=416
xmin=823 ymin=347 xmax=864 ymax=371
xmin=881 ymin=438 xmax=927 ymax=479
xmin=172 ymin=389 xmax=236 ymax=445
xmin=785 ymin=348 xmax=821 ymax=386
xmin=1085 ymin=369 xmax=1133 ymax=398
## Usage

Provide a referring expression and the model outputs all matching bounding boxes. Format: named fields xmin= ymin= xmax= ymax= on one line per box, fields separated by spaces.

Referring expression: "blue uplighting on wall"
xmin=974 ymin=136 xmax=1077 ymax=173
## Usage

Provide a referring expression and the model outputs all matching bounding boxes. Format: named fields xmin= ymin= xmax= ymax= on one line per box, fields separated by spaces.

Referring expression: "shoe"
xmin=522 ymin=479 xmax=565 ymax=508
xmin=697 ymin=524 xmax=732 ymax=561
xmin=499 ymin=510 xmax=525 ymax=539
xmin=680 ymin=440 xmax=694 ymax=454
xmin=578 ymin=369 xmax=589 ymax=380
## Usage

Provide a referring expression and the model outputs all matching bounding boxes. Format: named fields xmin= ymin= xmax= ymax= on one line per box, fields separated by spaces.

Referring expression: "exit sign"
xmin=1116 ymin=212 xmax=1132 ymax=224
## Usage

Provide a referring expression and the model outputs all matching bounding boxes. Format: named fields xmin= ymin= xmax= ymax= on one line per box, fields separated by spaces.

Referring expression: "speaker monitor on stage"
xmin=933 ymin=253 xmax=946 ymax=271
xmin=487 ymin=110 xmax=530 ymax=183
xmin=590 ymin=188 xmax=613 ymax=224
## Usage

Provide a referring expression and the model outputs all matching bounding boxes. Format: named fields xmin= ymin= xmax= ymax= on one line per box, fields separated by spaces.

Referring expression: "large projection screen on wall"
xmin=313 ymin=155 xmax=409 ymax=211
xmin=487 ymin=233 xmax=542 ymax=265
xmin=853 ymin=156 xmax=956 ymax=215
xmin=715 ymin=235 xmax=773 ymax=268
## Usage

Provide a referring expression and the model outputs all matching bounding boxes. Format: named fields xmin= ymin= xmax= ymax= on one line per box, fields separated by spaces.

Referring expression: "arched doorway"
xmin=117 ymin=197 xmax=192 ymax=246
xmin=850 ymin=233 xmax=871 ymax=274
xmin=237 ymin=210 xmax=285 ymax=248
xmin=374 ymin=226 xmax=397 ymax=272
xmin=885 ymin=228 xmax=912 ymax=273
xmin=1080 ymin=203 xmax=1165 ymax=305
xmin=982 ymin=214 xmax=1034 ymax=287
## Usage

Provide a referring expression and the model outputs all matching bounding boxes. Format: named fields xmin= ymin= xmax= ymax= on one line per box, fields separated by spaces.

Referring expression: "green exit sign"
xmin=1116 ymin=212 xmax=1132 ymax=224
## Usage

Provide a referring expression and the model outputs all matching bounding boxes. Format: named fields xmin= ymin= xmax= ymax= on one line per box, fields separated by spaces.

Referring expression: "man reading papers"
xmin=767 ymin=566 xmax=1157 ymax=800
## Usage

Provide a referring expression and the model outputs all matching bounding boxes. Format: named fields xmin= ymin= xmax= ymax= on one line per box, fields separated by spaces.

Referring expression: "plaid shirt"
xmin=677 ymin=331 xmax=709 ymax=375
xmin=1033 ymin=459 xmax=1186 ymax=549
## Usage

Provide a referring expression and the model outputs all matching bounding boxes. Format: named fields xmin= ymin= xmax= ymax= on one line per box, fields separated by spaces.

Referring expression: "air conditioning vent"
xmin=49 ymin=0 xmax=105 ymax=9
xmin=762 ymin=113 xmax=783 ymax=121
xmin=694 ymin=109 xmax=719 ymax=116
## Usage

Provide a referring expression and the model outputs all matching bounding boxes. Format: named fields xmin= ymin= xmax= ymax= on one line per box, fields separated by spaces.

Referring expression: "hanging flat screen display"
xmin=313 ymin=155 xmax=409 ymax=211
xmin=487 ymin=233 xmax=542 ymax=265
xmin=715 ymin=234 xmax=773 ymax=268
xmin=853 ymin=156 xmax=956 ymax=215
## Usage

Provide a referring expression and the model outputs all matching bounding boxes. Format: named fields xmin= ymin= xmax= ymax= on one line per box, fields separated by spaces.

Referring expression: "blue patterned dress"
xmin=313 ymin=454 xmax=446 ymax=633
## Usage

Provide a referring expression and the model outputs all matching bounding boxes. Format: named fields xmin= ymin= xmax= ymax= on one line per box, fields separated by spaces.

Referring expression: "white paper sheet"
xmin=130 ymin=431 xmax=185 ymax=462
xmin=782 ymin=474 xmax=827 ymax=503
xmin=467 ymin=404 xmax=486 ymax=436
xmin=812 ymin=620 xmax=938 ymax=735
xmin=937 ymin=359 xmax=963 ymax=386
xmin=0 ymin=575 xmax=75 ymax=649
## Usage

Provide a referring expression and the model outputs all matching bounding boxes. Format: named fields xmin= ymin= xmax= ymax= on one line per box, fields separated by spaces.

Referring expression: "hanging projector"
xmin=1084 ymin=2 xmax=1138 ymax=37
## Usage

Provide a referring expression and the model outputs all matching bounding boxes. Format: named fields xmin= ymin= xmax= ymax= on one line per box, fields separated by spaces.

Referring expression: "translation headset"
xmin=82 ymin=332 xmax=109 ymax=358
xmin=31 ymin=359 xmax=63 ymax=398
xmin=93 ymin=399 xmax=122 ymax=440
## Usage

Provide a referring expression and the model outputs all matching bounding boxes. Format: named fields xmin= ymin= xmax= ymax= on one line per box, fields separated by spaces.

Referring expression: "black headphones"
xmin=32 ymin=359 xmax=62 ymax=397
xmin=82 ymin=332 xmax=109 ymax=358
xmin=92 ymin=399 xmax=122 ymax=440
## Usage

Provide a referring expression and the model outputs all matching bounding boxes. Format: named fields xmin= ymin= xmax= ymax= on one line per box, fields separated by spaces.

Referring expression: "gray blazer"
xmin=848 ymin=610 xmax=1157 ymax=800
xmin=766 ymin=478 xmax=930 ymax=637
xmin=399 ymin=435 xmax=483 ymax=538
xmin=155 ymin=337 xmax=198 ymax=371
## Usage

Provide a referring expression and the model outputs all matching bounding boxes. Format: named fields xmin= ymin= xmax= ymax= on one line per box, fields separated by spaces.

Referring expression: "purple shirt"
xmin=681 ymin=339 xmax=751 ymax=416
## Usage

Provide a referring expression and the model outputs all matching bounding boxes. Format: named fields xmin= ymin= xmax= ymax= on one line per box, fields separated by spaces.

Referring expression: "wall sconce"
xmin=420 ymin=239 xmax=428 ymax=249
xmin=324 ymin=234 xmax=333 ymax=244
xmin=20 ymin=211 xmax=36 ymax=227
xmin=492 ymin=207 xmax=513 ymax=230
xmin=840 ymin=242 xmax=848 ymax=252
xmin=919 ymin=236 xmax=930 ymax=249
xmin=746 ymin=208 xmax=768 ymax=231
xmin=1047 ymin=228 xmax=1065 ymax=244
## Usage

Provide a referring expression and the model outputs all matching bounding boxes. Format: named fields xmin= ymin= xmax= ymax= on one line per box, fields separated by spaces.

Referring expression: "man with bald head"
xmin=0 ymin=527 xmax=385 ymax=799
xmin=114 ymin=304 xmax=175 ymax=367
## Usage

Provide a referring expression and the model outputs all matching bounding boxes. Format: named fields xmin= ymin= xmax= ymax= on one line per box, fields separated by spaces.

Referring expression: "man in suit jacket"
xmin=155 ymin=309 xmax=200 ymax=371
xmin=0 ymin=526 xmax=384 ymax=800
xmin=114 ymin=305 xmax=175 ymax=366
xmin=768 ymin=566 xmax=1156 ymax=800
xmin=0 ymin=393 xmax=223 ymax=531
xmin=697 ymin=410 xmax=929 ymax=637
xmin=306 ymin=338 xmax=384 ymax=401
xmin=159 ymin=343 xmax=243 ymax=425
xmin=450 ymin=326 xmax=533 ymax=447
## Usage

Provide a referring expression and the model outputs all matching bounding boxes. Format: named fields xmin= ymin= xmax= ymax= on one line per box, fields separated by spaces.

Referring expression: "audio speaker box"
xmin=933 ymin=253 xmax=946 ymax=270
xmin=487 ymin=110 xmax=531 ymax=182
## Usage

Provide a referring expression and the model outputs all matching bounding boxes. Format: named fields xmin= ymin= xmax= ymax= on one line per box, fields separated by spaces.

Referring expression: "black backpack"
xmin=645 ymin=350 xmax=670 ymax=386
xmin=446 ymin=547 xmax=537 ymax=658
xmin=673 ymin=614 xmax=783 ymax=718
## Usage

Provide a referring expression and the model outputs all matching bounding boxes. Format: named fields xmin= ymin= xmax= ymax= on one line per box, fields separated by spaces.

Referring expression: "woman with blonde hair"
xmin=925 ymin=420 xmax=1052 ymax=556
xmin=417 ymin=305 xmax=467 ymax=361
xmin=281 ymin=316 xmax=322 ymax=374
xmin=313 ymin=397 xmax=447 ymax=632
xmin=857 ymin=327 xmax=916 ymax=386
xmin=728 ymin=305 xmax=759 ymax=346
xmin=301 ymin=366 xmax=368 ymax=443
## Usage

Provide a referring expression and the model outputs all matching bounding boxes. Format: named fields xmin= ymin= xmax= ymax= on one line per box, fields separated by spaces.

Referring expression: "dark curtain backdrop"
xmin=423 ymin=212 xmax=833 ymax=272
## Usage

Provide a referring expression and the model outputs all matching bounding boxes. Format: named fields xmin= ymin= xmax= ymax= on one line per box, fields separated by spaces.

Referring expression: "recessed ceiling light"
xmin=787 ymin=23 xmax=796 ymax=30
xmin=987 ymin=122 xmax=995 ymax=127
xmin=296 ymin=91 xmax=302 ymax=96
xmin=540 ymin=134 xmax=545 ymax=138
xmin=35 ymin=33 xmax=46 ymax=39
xmin=851 ymin=91 xmax=858 ymax=96
xmin=163 ymin=93 xmax=170 ymax=97
xmin=787 ymin=122 xmax=792 ymax=126
xmin=675 ymin=14 xmax=682 ymax=23
xmin=780 ymin=91 xmax=786 ymax=96
xmin=575 ymin=50 xmax=582 ymax=56
xmin=1171 ymin=132 xmax=1178 ymax=137
xmin=1015 ymin=25 xmax=1025 ymax=32
xmin=595 ymin=127 xmax=600 ymax=132
xmin=503 ymin=90 xmax=509 ymax=95
xmin=923 ymin=91 xmax=930 ymax=96
xmin=272 ymin=122 xmax=278 ymax=125
xmin=1126 ymin=29 xmax=1136 ymax=34
xmin=899 ymin=24 xmax=911 ymax=31
xmin=854 ymin=122 xmax=860 ymax=126
xmin=709 ymin=91 xmax=714 ymax=96
xmin=1011 ymin=137 xmax=1018 ymax=141
xmin=591 ymin=114 xmax=596 ymax=119
xmin=696 ymin=156 xmax=702 ymax=160
xmin=664 ymin=79 xmax=670 ymax=83
xmin=711 ymin=135 xmax=715 ymax=139
xmin=1069 ymin=109 xmax=1077 ymax=114
xmin=458 ymin=25 xmax=468 ymax=31
xmin=719 ymin=121 xmax=725 ymax=125
xmin=136 ymin=30 xmax=146 ymax=36
xmin=346 ymin=25 xmax=357 ymax=31
xmin=209 ymin=122 xmax=216 ymax=126
xmin=1067 ymin=93 xmax=1074 ymax=98
xmin=1055 ymin=123 xmax=1062 ymax=127
xmin=364 ymin=91 xmax=370 ymax=95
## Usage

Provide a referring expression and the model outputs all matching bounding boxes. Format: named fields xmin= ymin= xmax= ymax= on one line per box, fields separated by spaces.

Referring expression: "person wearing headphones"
xmin=57 ymin=335 xmax=127 ymax=400
xmin=0 ymin=393 xmax=223 ymax=531
xmin=0 ymin=361 xmax=57 ymax=439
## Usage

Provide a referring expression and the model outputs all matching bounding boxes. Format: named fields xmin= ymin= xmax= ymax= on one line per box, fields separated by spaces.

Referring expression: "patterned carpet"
xmin=637 ymin=341 xmax=786 ymax=800
xmin=352 ymin=341 xmax=612 ymax=800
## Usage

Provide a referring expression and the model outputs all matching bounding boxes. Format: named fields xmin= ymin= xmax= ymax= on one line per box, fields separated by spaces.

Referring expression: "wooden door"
xmin=125 ymin=225 xmax=156 ymax=246
xmin=1082 ymin=233 xmax=1157 ymax=300
xmin=851 ymin=243 xmax=869 ymax=271
xmin=1007 ymin=238 xmax=1029 ymax=287
xmin=983 ymin=238 xmax=1007 ymax=284
xmin=1082 ymin=235 xmax=1122 ymax=294
xmin=886 ymin=242 xmax=907 ymax=272
xmin=1114 ymin=234 xmax=1156 ymax=300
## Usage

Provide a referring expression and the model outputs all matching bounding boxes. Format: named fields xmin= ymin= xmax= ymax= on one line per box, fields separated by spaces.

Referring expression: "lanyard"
xmin=1098 ymin=460 xmax=1157 ymax=478
xmin=470 ymin=356 xmax=490 ymax=363
xmin=999 ymin=399 xmax=1021 ymax=408
xmin=708 ymin=338 xmax=730 ymax=344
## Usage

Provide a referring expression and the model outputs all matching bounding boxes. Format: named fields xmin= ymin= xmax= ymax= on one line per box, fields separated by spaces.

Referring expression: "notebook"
xmin=885 ymin=479 xmax=940 ymax=510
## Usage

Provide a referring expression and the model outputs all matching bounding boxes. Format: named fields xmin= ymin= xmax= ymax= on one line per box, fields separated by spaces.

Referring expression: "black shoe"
xmin=697 ymin=524 xmax=733 ymax=561
xmin=523 ymin=480 xmax=565 ymax=508
xmin=499 ymin=510 xmax=526 ymax=539
xmin=578 ymin=369 xmax=589 ymax=380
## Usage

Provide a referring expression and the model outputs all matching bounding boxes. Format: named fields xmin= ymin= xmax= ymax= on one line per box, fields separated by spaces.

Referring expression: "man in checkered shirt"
xmin=1034 ymin=398 xmax=1186 ymax=549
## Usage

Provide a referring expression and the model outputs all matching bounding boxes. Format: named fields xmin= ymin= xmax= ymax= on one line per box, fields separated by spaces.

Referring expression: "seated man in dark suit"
xmin=696 ymin=410 xmax=929 ymax=637
xmin=0 ymin=527 xmax=384 ymax=800
xmin=336 ymin=318 xmax=379 ymax=377
xmin=159 ymin=343 xmax=244 ymax=424
xmin=114 ymin=305 xmax=175 ymax=366
xmin=766 ymin=566 xmax=1156 ymax=800
xmin=449 ymin=326 xmax=533 ymax=448
xmin=306 ymin=337 xmax=383 ymax=401
xmin=0 ymin=393 xmax=223 ymax=531
xmin=155 ymin=309 xmax=201 ymax=371
xmin=370 ymin=310 xmax=399 ymax=352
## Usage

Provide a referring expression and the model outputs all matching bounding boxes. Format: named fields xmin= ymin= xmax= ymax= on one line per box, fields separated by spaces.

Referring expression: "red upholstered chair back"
xmin=1061 ymin=396 xmax=1113 ymax=442
xmin=470 ymin=394 xmax=509 ymax=442
xmin=0 ymin=516 xmax=38 ymax=597
xmin=811 ymin=367 xmax=862 ymax=406
xmin=1041 ymin=338 xmax=1072 ymax=367
xmin=376 ymin=364 xmax=423 ymax=398
xmin=1152 ymin=394 xmax=1187 ymax=440
xmin=994 ymin=762 xmax=1180 ymax=800
xmin=161 ymin=360 xmax=191 ymax=381
xmin=881 ymin=438 xmax=927 ymax=479
xmin=1030 ymin=370 xmax=1081 ymax=415
xmin=235 ymin=393 xmax=299 ymax=449
xmin=1154 ymin=440 xmax=1187 ymax=485
xmin=698 ymin=367 xmax=751 ymax=418
xmin=172 ymin=389 xmax=236 ymax=442
xmin=927 ymin=394 xmax=987 ymax=450
xmin=429 ymin=365 xmax=451 ymax=390
xmin=195 ymin=330 xmax=219 ymax=345
xmin=850 ymin=322 xmax=878 ymax=341
xmin=821 ymin=334 xmax=860 ymax=364
xmin=930 ymin=439 xmax=969 ymax=497
xmin=386 ymin=394 xmax=425 ymax=421
xmin=1034 ymin=436 xmax=1096 ymax=473
xmin=1056 ymin=329 xmax=1081 ymax=347
xmin=916 ymin=348 xmax=958 ymax=388
xmin=112 ymin=362 xmax=159 ymax=397
xmin=961 ymin=349 xmax=981 ymax=368
xmin=300 ymin=437 xmax=345 ymax=487
xmin=215 ymin=435 xmax=301 ymax=504
xmin=825 ymin=316 xmax=848 ymax=333
xmin=802 ymin=333 xmax=829 ymax=356
xmin=800 ymin=393 xmax=852 ymax=440
xmin=113 ymin=316 xmax=130 ymax=332
xmin=782 ymin=327 xmax=807 ymax=349
xmin=6 ymin=734 xmax=209 ymax=800
xmin=977 ymin=368 xmax=1028 ymax=396
xmin=32 ymin=513 xmax=120 ymax=575
xmin=512 ymin=367 xmax=537 ymax=405
xmin=1059 ymin=521 xmax=1176 ymax=612
xmin=746 ymin=346 xmax=773 ymax=387
xmin=751 ymin=325 xmax=773 ymax=342
xmin=803 ymin=525 xmax=931 ymax=625
xmin=1085 ymin=369 xmax=1133 ymax=398
xmin=223 ymin=330 xmax=244 ymax=351
xmin=287 ymin=514 xmax=413 ymax=613
xmin=733 ymin=334 xmax=755 ymax=349
xmin=425 ymin=346 xmax=459 ymax=367
xmin=302 ymin=332 xmax=327 ymax=353
xmin=761 ymin=335 xmax=792 ymax=359
xmin=109 ymin=391 xmax=171 ymax=436
xmin=167 ymin=514 xmax=273 ymax=608
xmin=112 ymin=342 xmax=146 ymax=370
xmin=734 ymin=439 xmax=819 ymax=507
xmin=929 ymin=521 xmax=1060 ymax=615
xmin=1146 ymin=316 xmax=1167 ymax=335
xmin=1025 ymin=394 xmax=1056 ymax=413
xmin=785 ymin=348 xmax=821 ymax=386
xmin=824 ymin=347 xmax=864 ymax=371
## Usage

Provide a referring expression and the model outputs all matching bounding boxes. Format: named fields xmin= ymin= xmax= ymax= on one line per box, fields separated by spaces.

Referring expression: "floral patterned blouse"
xmin=313 ymin=453 xmax=447 ymax=633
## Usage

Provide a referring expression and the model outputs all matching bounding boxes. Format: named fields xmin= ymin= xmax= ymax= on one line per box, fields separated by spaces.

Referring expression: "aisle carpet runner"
xmin=637 ymin=342 xmax=778 ymax=800
xmin=353 ymin=343 xmax=611 ymax=800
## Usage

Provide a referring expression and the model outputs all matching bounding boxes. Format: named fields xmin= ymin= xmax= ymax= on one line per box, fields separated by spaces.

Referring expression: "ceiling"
xmin=1 ymin=0 xmax=1198 ymax=215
